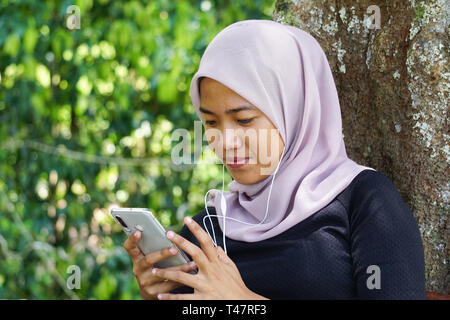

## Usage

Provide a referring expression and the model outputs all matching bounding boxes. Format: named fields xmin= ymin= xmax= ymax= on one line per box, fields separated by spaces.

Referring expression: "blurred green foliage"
xmin=0 ymin=0 xmax=275 ymax=299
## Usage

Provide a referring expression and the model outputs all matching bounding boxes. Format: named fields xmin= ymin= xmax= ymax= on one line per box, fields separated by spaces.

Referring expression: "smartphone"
xmin=110 ymin=208 xmax=193 ymax=270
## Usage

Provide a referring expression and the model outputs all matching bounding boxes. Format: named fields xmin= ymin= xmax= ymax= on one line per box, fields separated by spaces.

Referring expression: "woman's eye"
xmin=237 ymin=118 xmax=255 ymax=124
xmin=205 ymin=120 xmax=216 ymax=126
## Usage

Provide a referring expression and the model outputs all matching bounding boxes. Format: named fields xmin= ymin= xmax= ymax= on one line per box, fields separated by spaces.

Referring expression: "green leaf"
xmin=23 ymin=28 xmax=39 ymax=53
xmin=157 ymin=71 xmax=178 ymax=104
xmin=4 ymin=33 xmax=21 ymax=56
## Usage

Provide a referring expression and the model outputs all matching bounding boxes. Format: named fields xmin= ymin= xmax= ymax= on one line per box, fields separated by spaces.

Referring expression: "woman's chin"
xmin=228 ymin=167 xmax=265 ymax=185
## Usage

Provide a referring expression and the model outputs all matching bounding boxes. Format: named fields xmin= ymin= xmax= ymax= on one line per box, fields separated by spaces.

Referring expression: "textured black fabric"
xmin=171 ymin=169 xmax=426 ymax=299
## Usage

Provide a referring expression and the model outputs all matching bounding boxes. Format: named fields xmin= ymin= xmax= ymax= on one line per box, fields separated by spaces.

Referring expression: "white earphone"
xmin=202 ymin=147 xmax=286 ymax=255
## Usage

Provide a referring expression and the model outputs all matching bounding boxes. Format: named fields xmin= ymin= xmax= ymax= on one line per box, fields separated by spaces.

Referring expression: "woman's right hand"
xmin=123 ymin=230 xmax=197 ymax=300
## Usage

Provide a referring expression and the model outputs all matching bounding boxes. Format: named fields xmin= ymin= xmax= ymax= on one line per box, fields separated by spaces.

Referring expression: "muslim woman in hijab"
xmin=124 ymin=20 xmax=426 ymax=300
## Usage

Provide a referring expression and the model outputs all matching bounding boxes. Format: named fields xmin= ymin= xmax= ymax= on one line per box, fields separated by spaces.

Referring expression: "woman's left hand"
xmin=151 ymin=216 xmax=267 ymax=300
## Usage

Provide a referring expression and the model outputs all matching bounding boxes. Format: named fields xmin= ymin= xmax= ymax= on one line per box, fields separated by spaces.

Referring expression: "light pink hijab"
xmin=189 ymin=19 xmax=376 ymax=242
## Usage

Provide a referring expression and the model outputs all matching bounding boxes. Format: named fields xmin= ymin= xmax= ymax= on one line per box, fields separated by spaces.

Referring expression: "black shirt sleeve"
xmin=345 ymin=172 xmax=426 ymax=299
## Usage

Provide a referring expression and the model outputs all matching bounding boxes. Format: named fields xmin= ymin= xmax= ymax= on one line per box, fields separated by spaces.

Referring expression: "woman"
xmin=123 ymin=19 xmax=426 ymax=300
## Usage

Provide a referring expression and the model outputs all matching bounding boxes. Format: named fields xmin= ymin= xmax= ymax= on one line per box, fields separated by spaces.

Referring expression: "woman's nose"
xmin=223 ymin=128 xmax=243 ymax=150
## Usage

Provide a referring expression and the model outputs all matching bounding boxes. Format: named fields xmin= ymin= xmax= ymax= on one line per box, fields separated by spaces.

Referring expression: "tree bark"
xmin=273 ymin=0 xmax=449 ymax=294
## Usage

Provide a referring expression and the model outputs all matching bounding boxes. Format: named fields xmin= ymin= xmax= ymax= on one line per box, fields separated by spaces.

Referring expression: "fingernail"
xmin=169 ymin=247 xmax=177 ymax=254
xmin=185 ymin=217 xmax=193 ymax=224
xmin=190 ymin=261 xmax=196 ymax=268
xmin=134 ymin=231 xmax=140 ymax=238
xmin=166 ymin=231 xmax=174 ymax=239
xmin=157 ymin=294 xmax=163 ymax=300
xmin=152 ymin=268 xmax=157 ymax=274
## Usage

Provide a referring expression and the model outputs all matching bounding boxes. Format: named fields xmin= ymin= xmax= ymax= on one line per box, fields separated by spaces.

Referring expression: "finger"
xmin=216 ymin=246 xmax=234 ymax=264
xmin=165 ymin=230 xmax=210 ymax=271
xmin=151 ymin=268 xmax=199 ymax=290
xmin=136 ymin=267 xmax=158 ymax=287
xmin=138 ymin=261 xmax=197 ymax=287
xmin=142 ymin=280 xmax=184 ymax=298
xmin=157 ymin=293 xmax=200 ymax=300
xmin=137 ymin=246 xmax=180 ymax=271
xmin=183 ymin=216 xmax=218 ymax=262
xmin=138 ymin=267 xmax=179 ymax=288
xmin=216 ymin=246 xmax=239 ymax=273
xmin=142 ymin=262 xmax=199 ymax=297
xmin=123 ymin=231 xmax=144 ymax=261
xmin=166 ymin=261 xmax=198 ymax=273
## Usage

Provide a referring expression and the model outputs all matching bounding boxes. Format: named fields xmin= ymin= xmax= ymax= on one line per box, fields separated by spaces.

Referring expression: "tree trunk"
xmin=273 ymin=0 xmax=449 ymax=294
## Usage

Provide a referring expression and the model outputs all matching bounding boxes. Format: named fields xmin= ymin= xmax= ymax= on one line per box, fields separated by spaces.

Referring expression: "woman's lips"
xmin=226 ymin=157 xmax=250 ymax=169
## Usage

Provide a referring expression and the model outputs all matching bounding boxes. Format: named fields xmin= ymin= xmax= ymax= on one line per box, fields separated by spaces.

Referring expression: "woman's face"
xmin=199 ymin=77 xmax=284 ymax=185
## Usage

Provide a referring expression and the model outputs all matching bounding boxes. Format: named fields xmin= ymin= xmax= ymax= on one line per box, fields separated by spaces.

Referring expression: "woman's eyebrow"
xmin=199 ymin=105 xmax=256 ymax=115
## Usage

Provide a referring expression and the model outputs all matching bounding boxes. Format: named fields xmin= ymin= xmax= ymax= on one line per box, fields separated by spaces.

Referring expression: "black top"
xmin=171 ymin=169 xmax=426 ymax=299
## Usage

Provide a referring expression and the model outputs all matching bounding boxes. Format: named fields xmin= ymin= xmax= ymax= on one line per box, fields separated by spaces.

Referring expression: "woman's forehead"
xmin=200 ymin=78 xmax=260 ymax=113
